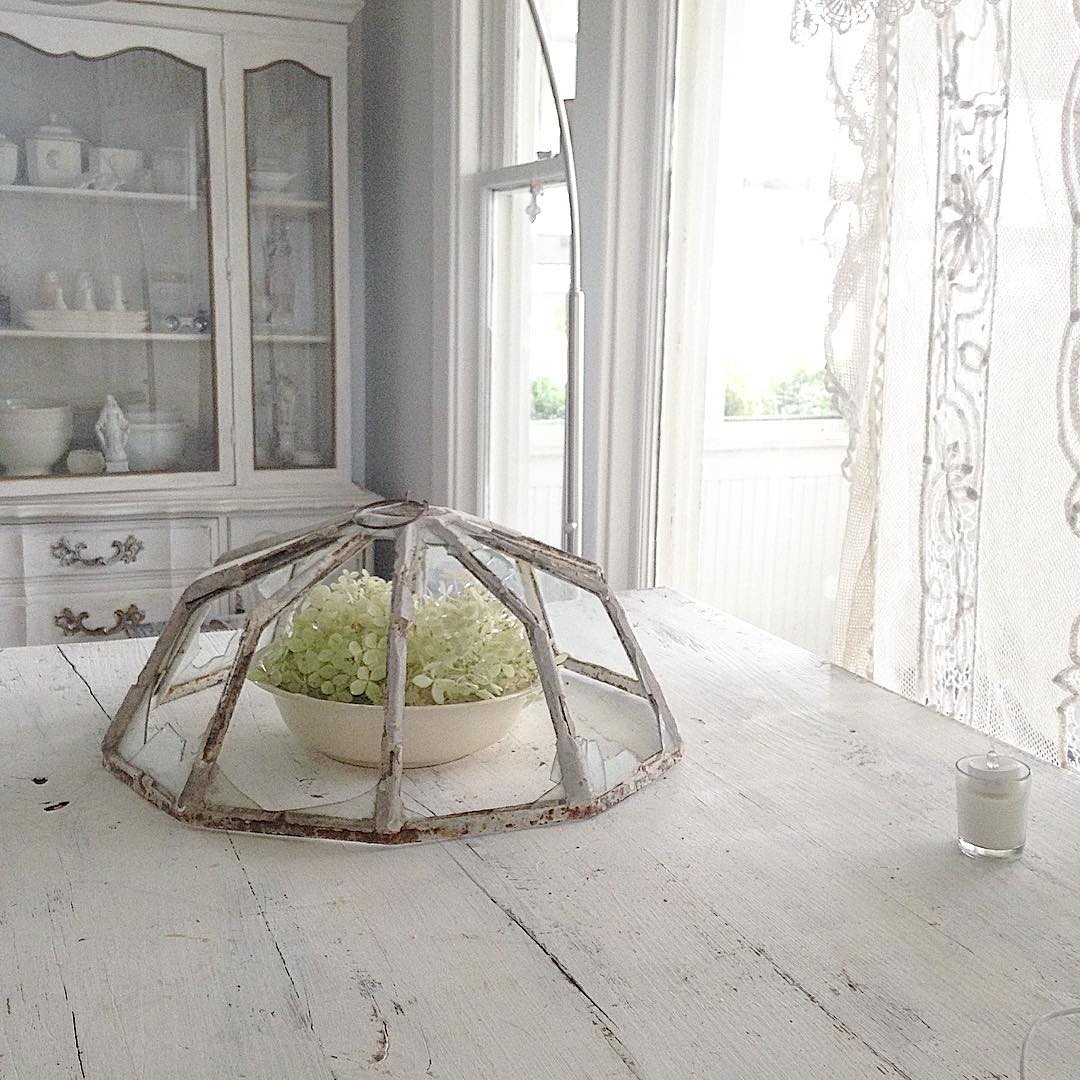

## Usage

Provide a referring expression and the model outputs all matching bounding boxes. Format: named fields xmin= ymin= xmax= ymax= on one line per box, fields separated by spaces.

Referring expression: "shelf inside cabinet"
xmin=252 ymin=333 xmax=330 ymax=344
xmin=250 ymin=194 xmax=328 ymax=212
xmin=0 ymin=183 xmax=200 ymax=207
xmin=0 ymin=328 xmax=208 ymax=342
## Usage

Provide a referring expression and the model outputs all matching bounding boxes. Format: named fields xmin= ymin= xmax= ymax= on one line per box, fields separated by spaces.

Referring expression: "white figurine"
xmin=40 ymin=270 xmax=63 ymax=309
xmin=273 ymin=375 xmax=298 ymax=464
xmin=74 ymin=270 xmax=96 ymax=313
xmin=109 ymin=274 xmax=127 ymax=313
xmin=94 ymin=394 xmax=129 ymax=473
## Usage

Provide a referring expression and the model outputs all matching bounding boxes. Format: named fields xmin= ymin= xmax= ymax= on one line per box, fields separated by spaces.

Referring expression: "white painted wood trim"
xmin=433 ymin=1 xmax=573 ymax=521
xmin=125 ymin=0 xmax=364 ymax=25
xmin=578 ymin=0 xmax=677 ymax=590
xmin=0 ymin=480 xmax=374 ymax=524
xmin=431 ymin=0 xmax=479 ymax=512
xmin=474 ymin=156 xmax=568 ymax=192
xmin=222 ymin=34 xmax=351 ymax=489
xmin=0 ymin=0 xmax=347 ymax=42
xmin=654 ymin=0 xmax=725 ymax=592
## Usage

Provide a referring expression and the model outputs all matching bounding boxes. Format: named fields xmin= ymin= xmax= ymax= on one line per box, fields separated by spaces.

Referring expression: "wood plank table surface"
xmin=2 ymin=588 xmax=1079 ymax=1079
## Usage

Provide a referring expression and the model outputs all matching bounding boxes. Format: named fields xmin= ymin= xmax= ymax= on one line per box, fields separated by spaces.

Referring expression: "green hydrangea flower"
xmin=251 ymin=570 xmax=538 ymax=706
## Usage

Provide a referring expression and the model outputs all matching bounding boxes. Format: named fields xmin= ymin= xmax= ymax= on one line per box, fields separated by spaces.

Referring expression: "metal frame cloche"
xmin=102 ymin=500 xmax=683 ymax=843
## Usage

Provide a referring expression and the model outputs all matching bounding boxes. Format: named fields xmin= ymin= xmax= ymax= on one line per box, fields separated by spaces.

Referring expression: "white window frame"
xmin=655 ymin=0 xmax=849 ymax=591
xmin=433 ymin=0 xmax=677 ymax=588
xmin=441 ymin=0 xmax=572 ymax=526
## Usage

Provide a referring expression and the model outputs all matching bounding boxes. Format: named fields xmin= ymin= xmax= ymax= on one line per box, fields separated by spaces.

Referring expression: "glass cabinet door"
xmin=244 ymin=61 xmax=336 ymax=471
xmin=0 ymin=29 xmax=223 ymax=482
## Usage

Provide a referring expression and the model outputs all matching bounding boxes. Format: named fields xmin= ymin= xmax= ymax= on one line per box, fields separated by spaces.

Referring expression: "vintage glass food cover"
xmin=102 ymin=501 xmax=683 ymax=842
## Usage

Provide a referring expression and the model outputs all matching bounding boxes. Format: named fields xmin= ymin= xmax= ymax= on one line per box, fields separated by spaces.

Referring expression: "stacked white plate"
xmin=22 ymin=309 xmax=150 ymax=334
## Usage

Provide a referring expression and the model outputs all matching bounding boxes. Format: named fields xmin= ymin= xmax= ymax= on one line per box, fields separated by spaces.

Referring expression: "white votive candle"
xmin=955 ymin=749 xmax=1031 ymax=860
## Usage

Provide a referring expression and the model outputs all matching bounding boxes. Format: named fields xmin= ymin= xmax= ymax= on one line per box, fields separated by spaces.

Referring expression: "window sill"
xmin=706 ymin=416 xmax=848 ymax=452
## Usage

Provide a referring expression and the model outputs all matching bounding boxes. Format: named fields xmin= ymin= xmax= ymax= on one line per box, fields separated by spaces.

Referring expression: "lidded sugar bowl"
xmin=25 ymin=114 xmax=83 ymax=187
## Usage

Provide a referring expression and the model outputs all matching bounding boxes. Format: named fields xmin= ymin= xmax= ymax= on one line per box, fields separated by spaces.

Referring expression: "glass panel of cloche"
xmin=0 ymin=35 xmax=218 ymax=480
xmin=245 ymin=61 xmax=335 ymax=471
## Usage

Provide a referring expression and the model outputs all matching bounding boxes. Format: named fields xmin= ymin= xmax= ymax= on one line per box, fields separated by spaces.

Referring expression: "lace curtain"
xmin=795 ymin=0 xmax=1080 ymax=768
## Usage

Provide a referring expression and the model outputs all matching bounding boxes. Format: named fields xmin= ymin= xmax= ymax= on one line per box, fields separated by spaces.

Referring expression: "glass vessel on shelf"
xmin=245 ymin=61 xmax=335 ymax=471
xmin=0 ymin=35 xmax=219 ymax=480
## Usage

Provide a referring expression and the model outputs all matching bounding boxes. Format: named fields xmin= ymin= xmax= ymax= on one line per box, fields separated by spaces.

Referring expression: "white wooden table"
xmin=3 ymin=589 xmax=1079 ymax=1079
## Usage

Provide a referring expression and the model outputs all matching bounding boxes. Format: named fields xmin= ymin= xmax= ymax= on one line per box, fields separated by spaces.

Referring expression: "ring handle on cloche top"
xmin=353 ymin=498 xmax=430 ymax=530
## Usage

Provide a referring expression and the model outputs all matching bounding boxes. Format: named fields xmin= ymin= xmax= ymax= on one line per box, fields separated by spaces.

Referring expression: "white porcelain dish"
xmin=22 ymin=309 xmax=149 ymax=334
xmin=126 ymin=412 xmax=186 ymax=471
xmin=88 ymin=146 xmax=144 ymax=187
xmin=0 ymin=399 xmax=73 ymax=476
xmin=25 ymin=116 xmax=83 ymax=188
xmin=251 ymin=670 xmax=540 ymax=768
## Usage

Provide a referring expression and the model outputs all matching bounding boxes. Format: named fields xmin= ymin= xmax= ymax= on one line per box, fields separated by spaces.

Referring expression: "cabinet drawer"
xmin=19 ymin=520 xmax=215 ymax=581
xmin=26 ymin=584 xmax=186 ymax=646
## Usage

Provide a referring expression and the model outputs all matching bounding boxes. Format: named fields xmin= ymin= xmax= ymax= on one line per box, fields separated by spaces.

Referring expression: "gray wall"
xmin=358 ymin=0 xmax=437 ymax=500
xmin=348 ymin=17 xmax=366 ymax=483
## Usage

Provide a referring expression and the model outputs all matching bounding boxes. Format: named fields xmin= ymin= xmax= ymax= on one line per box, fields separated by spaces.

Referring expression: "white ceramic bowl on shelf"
xmin=88 ymin=146 xmax=144 ymax=188
xmin=0 ymin=399 xmax=73 ymax=476
xmin=250 ymin=671 xmax=540 ymax=768
xmin=125 ymin=408 xmax=186 ymax=471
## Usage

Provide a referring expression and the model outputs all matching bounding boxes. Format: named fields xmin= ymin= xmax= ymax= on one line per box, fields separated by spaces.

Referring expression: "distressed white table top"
xmin=2 ymin=588 xmax=1079 ymax=1080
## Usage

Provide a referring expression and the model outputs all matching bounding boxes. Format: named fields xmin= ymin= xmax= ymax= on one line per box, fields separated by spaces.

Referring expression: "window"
xmin=512 ymin=0 xmax=578 ymax=164
xmin=488 ymin=181 xmax=571 ymax=547
xmin=703 ymin=4 xmax=839 ymax=427
xmin=475 ymin=0 xmax=579 ymax=548
xmin=656 ymin=0 xmax=849 ymax=656
xmin=442 ymin=0 xmax=672 ymax=581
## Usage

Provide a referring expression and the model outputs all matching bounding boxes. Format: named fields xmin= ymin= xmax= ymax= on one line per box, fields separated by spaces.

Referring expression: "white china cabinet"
xmin=0 ymin=0 xmax=370 ymax=645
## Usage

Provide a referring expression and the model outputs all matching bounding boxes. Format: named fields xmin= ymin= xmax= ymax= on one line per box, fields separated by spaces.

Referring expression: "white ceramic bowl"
xmin=126 ymin=407 xmax=182 ymax=426
xmin=251 ymin=674 xmax=540 ymax=768
xmin=0 ymin=399 xmax=73 ymax=476
xmin=89 ymin=146 xmax=144 ymax=186
xmin=126 ymin=410 xmax=185 ymax=471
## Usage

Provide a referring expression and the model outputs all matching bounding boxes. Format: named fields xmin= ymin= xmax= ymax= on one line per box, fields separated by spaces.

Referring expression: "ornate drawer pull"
xmin=54 ymin=604 xmax=146 ymax=638
xmin=51 ymin=535 xmax=144 ymax=568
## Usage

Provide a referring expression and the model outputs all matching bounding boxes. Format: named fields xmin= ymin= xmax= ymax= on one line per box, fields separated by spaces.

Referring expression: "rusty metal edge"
xmin=102 ymin=743 xmax=682 ymax=844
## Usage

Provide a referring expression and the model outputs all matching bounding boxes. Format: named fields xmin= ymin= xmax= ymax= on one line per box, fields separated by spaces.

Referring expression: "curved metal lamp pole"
xmin=524 ymin=0 xmax=585 ymax=557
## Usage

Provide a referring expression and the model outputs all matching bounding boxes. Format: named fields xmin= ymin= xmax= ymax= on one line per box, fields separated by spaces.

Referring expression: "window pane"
xmin=706 ymin=5 xmax=837 ymax=421
xmin=0 ymin=36 xmax=219 ymax=478
xmin=510 ymin=0 xmax=578 ymax=166
xmin=245 ymin=61 xmax=336 ymax=471
xmin=487 ymin=182 xmax=569 ymax=547
xmin=657 ymin=0 xmax=850 ymax=659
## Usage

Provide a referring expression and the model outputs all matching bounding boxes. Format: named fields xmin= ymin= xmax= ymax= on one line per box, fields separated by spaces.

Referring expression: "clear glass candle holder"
xmin=955 ymin=749 xmax=1031 ymax=860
